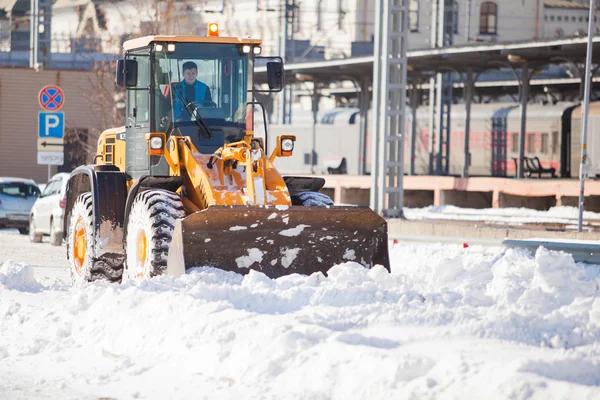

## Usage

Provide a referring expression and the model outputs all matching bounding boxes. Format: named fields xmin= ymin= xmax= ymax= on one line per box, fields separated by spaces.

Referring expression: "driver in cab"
xmin=164 ymin=61 xmax=213 ymax=120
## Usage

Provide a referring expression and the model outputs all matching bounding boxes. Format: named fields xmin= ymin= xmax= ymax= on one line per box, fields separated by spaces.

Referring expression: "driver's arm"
xmin=204 ymin=86 xmax=212 ymax=103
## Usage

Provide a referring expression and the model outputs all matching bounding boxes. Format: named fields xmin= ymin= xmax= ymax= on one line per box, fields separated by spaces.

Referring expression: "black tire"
xmin=124 ymin=190 xmax=185 ymax=280
xmin=18 ymin=227 xmax=29 ymax=235
xmin=67 ymin=192 xmax=123 ymax=286
xmin=29 ymin=217 xmax=43 ymax=243
xmin=49 ymin=218 xmax=63 ymax=246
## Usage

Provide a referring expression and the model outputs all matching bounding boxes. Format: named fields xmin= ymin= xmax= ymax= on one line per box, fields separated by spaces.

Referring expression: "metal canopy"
xmin=255 ymin=36 xmax=600 ymax=84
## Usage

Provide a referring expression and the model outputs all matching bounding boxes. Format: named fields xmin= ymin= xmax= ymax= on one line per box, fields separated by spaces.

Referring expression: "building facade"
xmin=2 ymin=1 xmax=598 ymax=61
xmin=0 ymin=68 xmax=115 ymax=182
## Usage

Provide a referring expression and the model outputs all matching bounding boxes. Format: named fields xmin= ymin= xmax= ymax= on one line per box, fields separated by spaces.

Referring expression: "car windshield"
xmin=0 ymin=182 xmax=40 ymax=198
xmin=153 ymin=43 xmax=252 ymax=146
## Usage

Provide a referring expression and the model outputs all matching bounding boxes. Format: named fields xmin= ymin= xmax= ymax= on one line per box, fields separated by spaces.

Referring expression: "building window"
xmin=317 ymin=0 xmax=323 ymax=31
xmin=557 ymin=16 xmax=562 ymax=21
xmin=527 ymin=133 xmax=536 ymax=153
xmin=550 ymin=15 xmax=555 ymax=22
xmin=541 ymin=133 xmax=549 ymax=154
xmin=409 ymin=0 xmax=419 ymax=32
xmin=294 ymin=3 xmax=301 ymax=33
xmin=338 ymin=0 xmax=345 ymax=30
xmin=580 ymin=16 xmax=584 ymax=22
xmin=480 ymin=2 xmax=497 ymax=35
xmin=572 ymin=16 xmax=577 ymax=22
xmin=453 ymin=2 xmax=459 ymax=34
xmin=511 ymin=133 xmax=519 ymax=152
xmin=545 ymin=15 xmax=548 ymax=21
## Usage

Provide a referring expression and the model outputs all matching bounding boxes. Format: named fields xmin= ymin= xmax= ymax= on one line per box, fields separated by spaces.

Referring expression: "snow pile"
xmin=0 ymin=244 xmax=599 ymax=399
xmin=405 ymin=204 xmax=600 ymax=226
xmin=0 ymin=261 xmax=42 ymax=292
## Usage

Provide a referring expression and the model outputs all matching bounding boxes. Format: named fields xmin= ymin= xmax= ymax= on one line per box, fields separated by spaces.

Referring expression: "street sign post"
xmin=37 ymin=85 xmax=65 ymax=178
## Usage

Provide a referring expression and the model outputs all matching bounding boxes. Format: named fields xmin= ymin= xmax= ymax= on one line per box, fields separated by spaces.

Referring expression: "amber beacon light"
xmin=207 ymin=23 xmax=219 ymax=36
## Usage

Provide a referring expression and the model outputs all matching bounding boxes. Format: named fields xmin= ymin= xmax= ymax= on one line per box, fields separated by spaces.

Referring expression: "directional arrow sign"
xmin=38 ymin=137 xmax=64 ymax=151
xmin=40 ymin=141 xmax=64 ymax=147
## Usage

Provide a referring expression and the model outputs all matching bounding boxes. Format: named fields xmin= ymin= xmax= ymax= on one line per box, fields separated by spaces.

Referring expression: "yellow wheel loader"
xmin=64 ymin=27 xmax=389 ymax=285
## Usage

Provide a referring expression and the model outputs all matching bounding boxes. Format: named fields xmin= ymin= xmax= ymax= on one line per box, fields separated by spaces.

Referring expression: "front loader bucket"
xmin=166 ymin=206 xmax=389 ymax=278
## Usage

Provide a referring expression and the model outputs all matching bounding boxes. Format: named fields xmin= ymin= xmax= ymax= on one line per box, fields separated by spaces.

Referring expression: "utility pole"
xmin=280 ymin=0 xmax=296 ymax=124
xmin=29 ymin=0 xmax=52 ymax=69
xmin=428 ymin=0 xmax=455 ymax=175
xmin=578 ymin=0 xmax=596 ymax=232
xmin=370 ymin=0 xmax=408 ymax=217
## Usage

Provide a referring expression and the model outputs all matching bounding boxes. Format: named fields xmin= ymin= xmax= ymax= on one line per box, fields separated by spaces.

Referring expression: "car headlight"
xmin=281 ymin=138 xmax=294 ymax=151
xmin=149 ymin=137 xmax=163 ymax=150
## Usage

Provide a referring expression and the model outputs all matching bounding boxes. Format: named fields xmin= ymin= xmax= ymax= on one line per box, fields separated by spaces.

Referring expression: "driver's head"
xmin=182 ymin=61 xmax=198 ymax=85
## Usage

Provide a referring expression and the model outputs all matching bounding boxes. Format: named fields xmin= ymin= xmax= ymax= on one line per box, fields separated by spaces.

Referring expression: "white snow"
xmin=229 ymin=226 xmax=248 ymax=231
xmin=343 ymin=248 xmax=356 ymax=261
xmin=235 ymin=248 xmax=264 ymax=269
xmin=278 ymin=224 xmax=310 ymax=237
xmin=280 ymin=248 xmax=301 ymax=268
xmin=0 ymin=229 xmax=599 ymax=399
xmin=405 ymin=205 xmax=600 ymax=226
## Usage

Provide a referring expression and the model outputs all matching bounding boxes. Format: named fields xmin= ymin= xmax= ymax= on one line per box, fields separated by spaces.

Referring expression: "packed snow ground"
xmin=1 ymin=229 xmax=599 ymax=399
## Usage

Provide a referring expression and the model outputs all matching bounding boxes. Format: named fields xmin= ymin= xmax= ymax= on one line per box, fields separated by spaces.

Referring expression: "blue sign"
xmin=38 ymin=112 xmax=64 ymax=139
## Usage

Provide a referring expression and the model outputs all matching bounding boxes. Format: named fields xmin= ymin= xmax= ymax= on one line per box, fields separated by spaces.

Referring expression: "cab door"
xmin=125 ymin=51 xmax=151 ymax=181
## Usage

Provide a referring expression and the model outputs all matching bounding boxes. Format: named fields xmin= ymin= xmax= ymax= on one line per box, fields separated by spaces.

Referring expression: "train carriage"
xmin=269 ymin=101 xmax=599 ymax=179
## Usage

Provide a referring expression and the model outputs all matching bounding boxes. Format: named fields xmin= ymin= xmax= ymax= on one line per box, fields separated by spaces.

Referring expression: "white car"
xmin=0 ymin=177 xmax=41 ymax=234
xmin=29 ymin=172 xmax=70 ymax=246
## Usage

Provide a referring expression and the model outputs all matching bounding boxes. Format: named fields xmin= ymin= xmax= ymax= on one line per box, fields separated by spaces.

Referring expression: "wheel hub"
xmin=135 ymin=226 xmax=148 ymax=278
xmin=73 ymin=218 xmax=86 ymax=274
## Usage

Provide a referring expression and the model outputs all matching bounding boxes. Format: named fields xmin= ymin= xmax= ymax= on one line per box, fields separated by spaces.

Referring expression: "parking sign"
xmin=38 ymin=112 xmax=64 ymax=166
xmin=38 ymin=112 xmax=64 ymax=139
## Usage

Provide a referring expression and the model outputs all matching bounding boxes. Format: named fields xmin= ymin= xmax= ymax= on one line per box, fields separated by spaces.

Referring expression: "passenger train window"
xmin=511 ymin=133 xmax=518 ymax=152
xmin=541 ymin=133 xmax=549 ymax=154
xmin=552 ymin=131 xmax=559 ymax=154
xmin=527 ymin=134 xmax=535 ymax=153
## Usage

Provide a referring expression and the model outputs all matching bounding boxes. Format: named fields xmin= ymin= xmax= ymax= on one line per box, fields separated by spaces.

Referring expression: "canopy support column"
xmin=517 ymin=63 xmax=531 ymax=179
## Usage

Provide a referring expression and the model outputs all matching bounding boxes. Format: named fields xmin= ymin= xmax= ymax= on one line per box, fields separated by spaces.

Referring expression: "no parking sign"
xmin=38 ymin=85 xmax=65 ymax=112
xmin=37 ymin=85 xmax=65 ymax=165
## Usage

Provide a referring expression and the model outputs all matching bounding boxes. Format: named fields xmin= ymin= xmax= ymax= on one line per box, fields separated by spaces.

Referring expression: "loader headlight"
xmin=150 ymin=136 xmax=163 ymax=150
xmin=281 ymin=138 xmax=294 ymax=152
xmin=253 ymin=46 xmax=262 ymax=55
xmin=242 ymin=45 xmax=252 ymax=54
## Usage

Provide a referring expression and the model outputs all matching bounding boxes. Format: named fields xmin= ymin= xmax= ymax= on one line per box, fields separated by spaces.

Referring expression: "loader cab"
xmin=118 ymin=35 xmax=270 ymax=180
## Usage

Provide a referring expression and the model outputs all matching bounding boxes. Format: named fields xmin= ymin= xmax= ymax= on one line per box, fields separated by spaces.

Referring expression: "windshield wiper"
xmin=173 ymin=83 xmax=213 ymax=139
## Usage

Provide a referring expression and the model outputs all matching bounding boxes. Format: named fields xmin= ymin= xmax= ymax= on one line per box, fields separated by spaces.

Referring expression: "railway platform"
xmin=319 ymin=175 xmax=600 ymax=212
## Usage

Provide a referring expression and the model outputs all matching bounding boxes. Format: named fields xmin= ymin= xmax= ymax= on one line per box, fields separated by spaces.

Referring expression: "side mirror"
xmin=266 ymin=62 xmax=284 ymax=92
xmin=116 ymin=59 xmax=138 ymax=88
